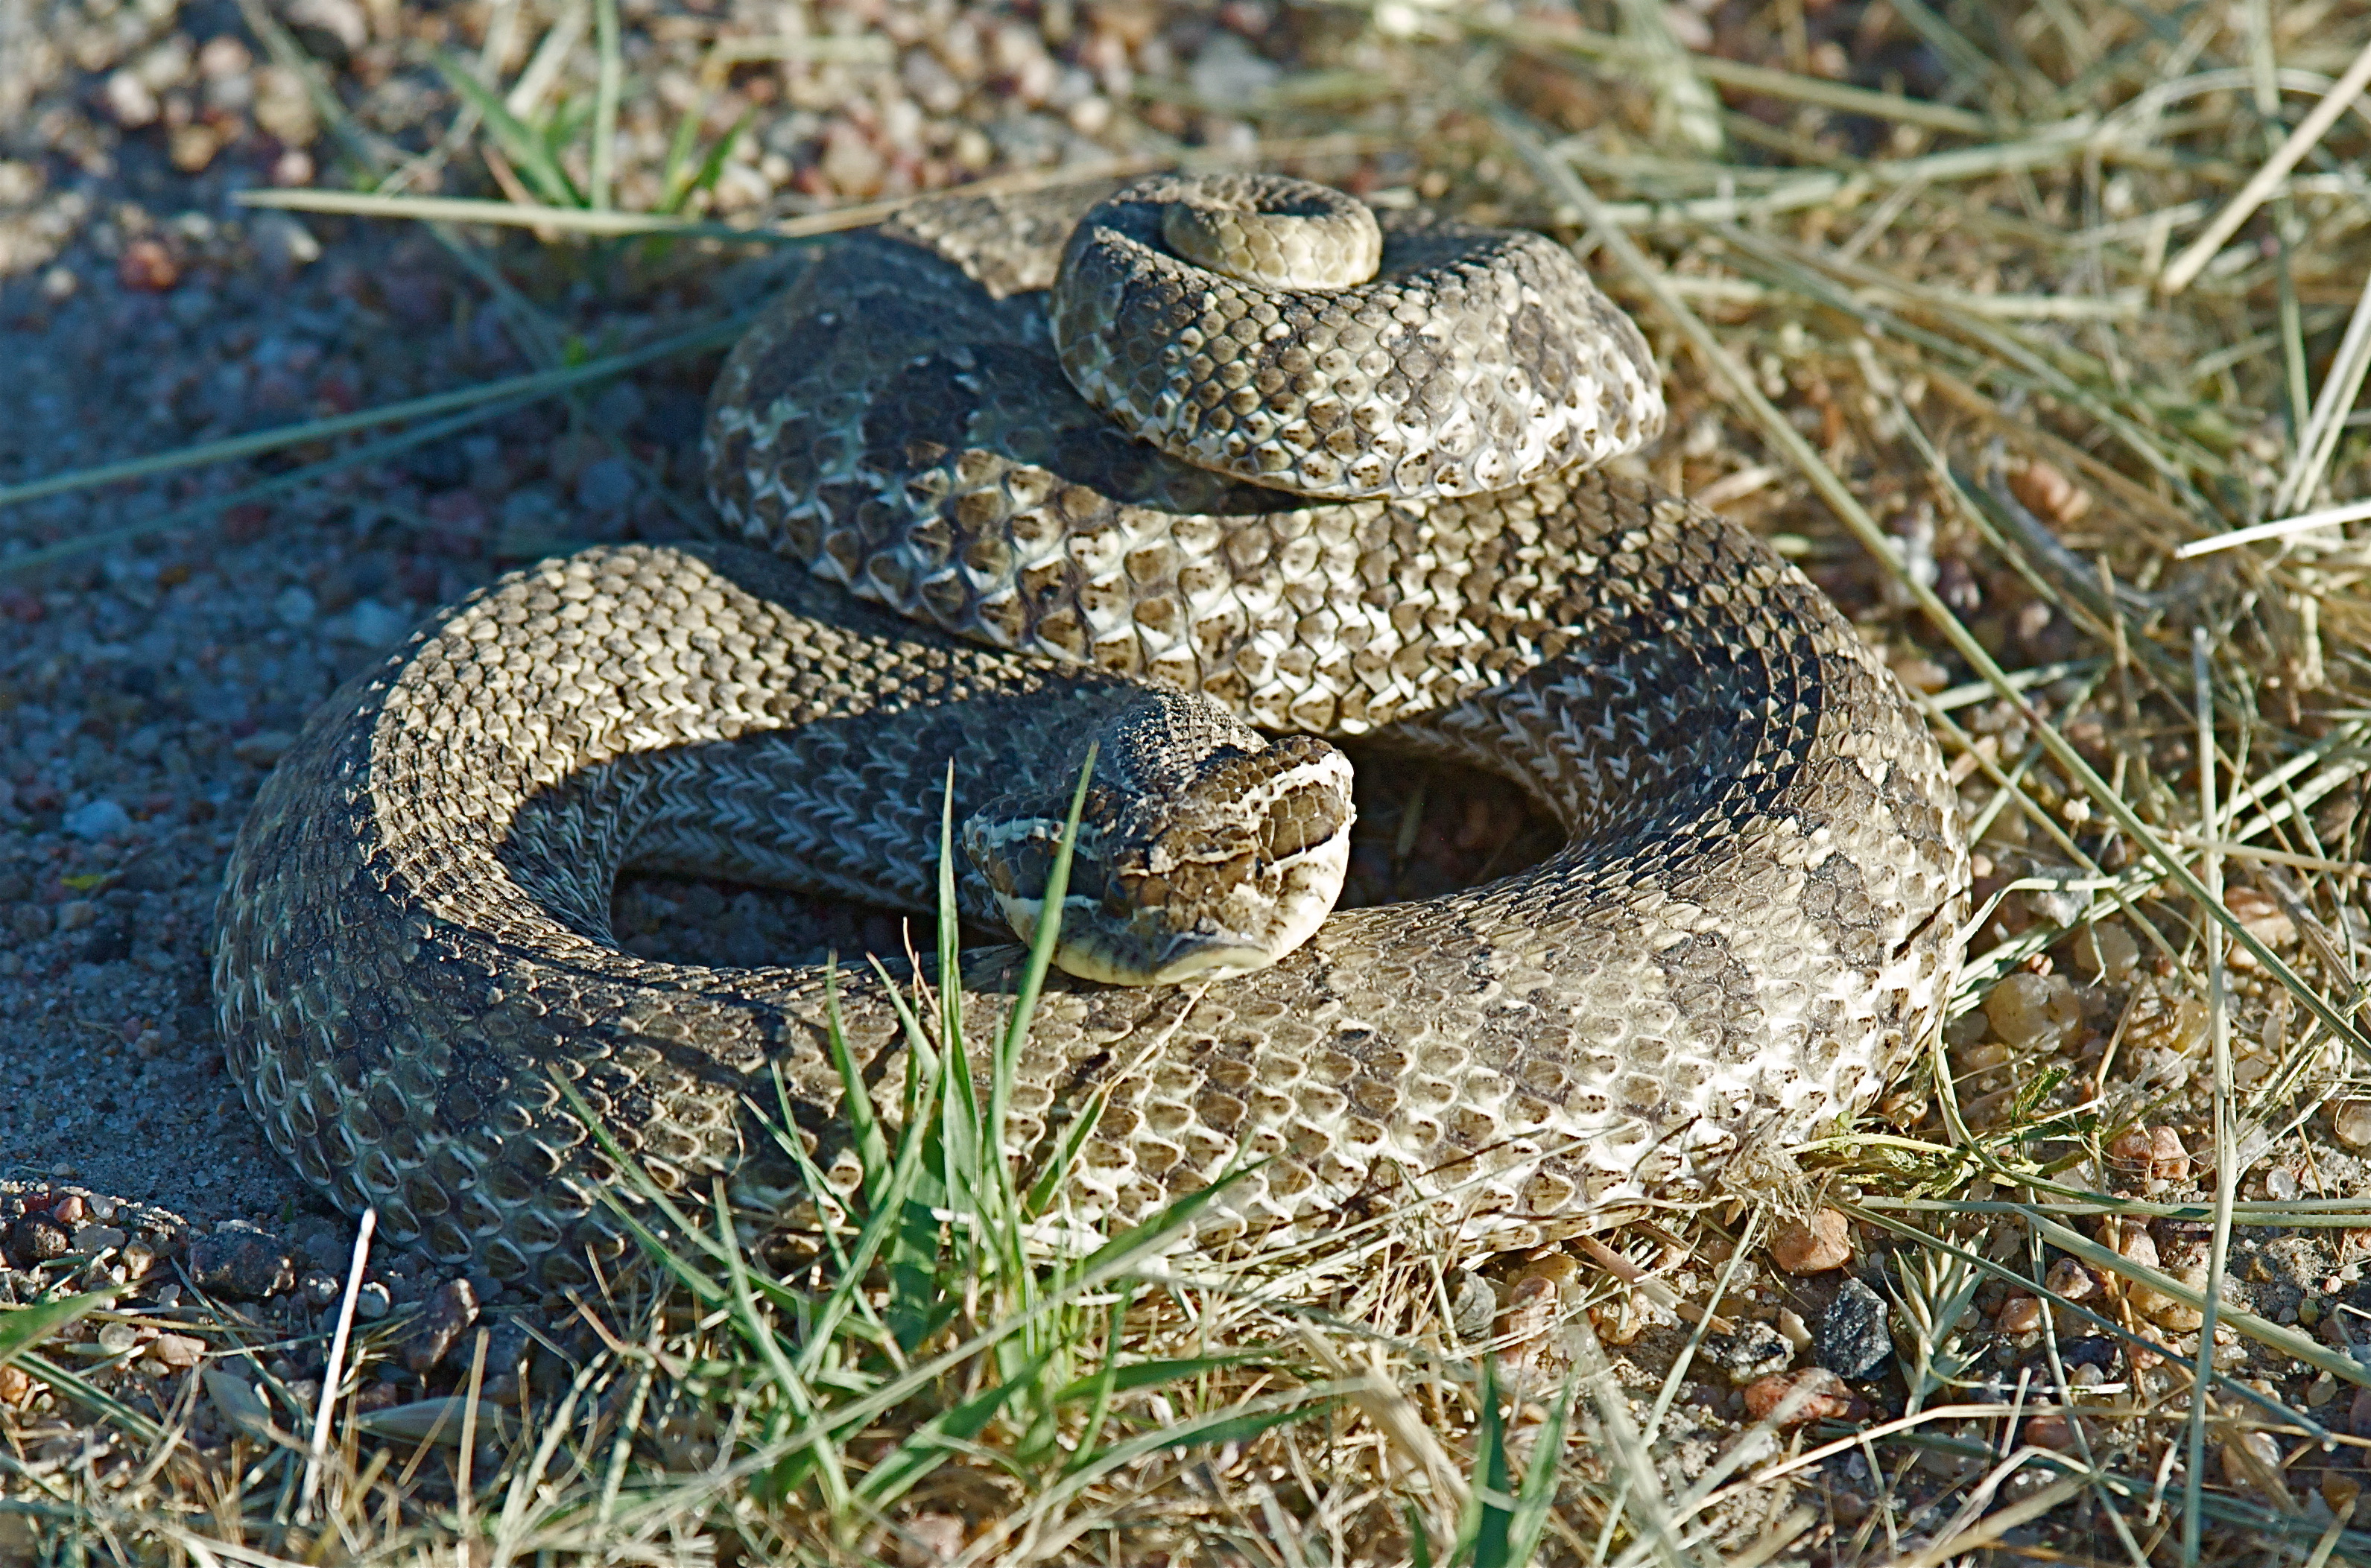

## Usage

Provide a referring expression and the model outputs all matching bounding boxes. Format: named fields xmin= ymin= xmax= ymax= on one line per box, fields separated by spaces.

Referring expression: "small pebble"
xmin=1995 ymin=1293 xmax=2045 ymax=1334
xmin=1741 ymin=1368 xmax=1855 ymax=1426
xmin=339 ymin=598 xmax=409 ymax=647
xmin=2222 ymin=888 xmax=2296 ymax=962
xmin=115 ymin=238 xmax=179 ymax=293
xmin=1769 ymin=1210 xmax=1852 ymax=1274
xmin=273 ymin=584 xmax=317 ymax=628
xmin=146 ymin=1332 xmax=205 ymax=1372
xmin=70 ymin=1224 xmax=126 ymax=1254
xmin=1707 ymin=1319 xmax=1794 ymax=1385
xmin=2007 ymin=460 xmax=2091 ymax=524
xmin=63 ymin=799 xmax=133 ymax=840
xmin=404 ymin=1277 xmax=481 ymax=1374
xmin=201 ymin=1367 xmax=273 ymax=1438
xmin=186 ymin=1234 xmax=296 ymax=1301
xmin=576 ymin=455 xmax=636 ymax=512
xmin=1446 ymin=1270 xmax=1496 ymax=1339
xmin=2023 ymin=1409 xmax=2083 ymax=1451
xmin=2071 ymin=920 xmax=2138 ymax=983
xmin=2103 ymin=1216 xmax=2158 ymax=1269
xmin=353 ymin=1280 xmax=392 ymax=1321
xmin=2221 ymin=1429 xmax=2287 ymax=1502
xmin=1982 ymin=971 xmax=2081 ymax=1052
xmin=13 ymin=1216 xmax=69 ymax=1264
xmin=1815 ymin=1277 xmax=1893 ymax=1377
xmin=232 ymin=730 xmax=297 ymax=767
xmin=2333 ymin=1100 xmax=2371 ymax=1152
xmin=2044 ymin=1257 xmax=2100 ymax=1302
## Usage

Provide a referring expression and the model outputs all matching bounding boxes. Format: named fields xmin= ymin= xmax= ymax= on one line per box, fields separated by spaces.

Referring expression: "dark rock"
xmin=11 ymin=1216 xmax=69 ymax=1266
xmin=1817 ymin=1276 xmax=1894 ymax=1378
xmin=1707 ymin=1318 xmax=1795 ymax=1384
xmin=187 ymin=1234 xmax=297 ymax=1300
xmin=78 ymin=912 xmax=132 ymax=964
xmin=2060 ymin=1336 xmax=2118 ymax=1370
xmin=404 ymin=1277 xmax=481 ymax=1375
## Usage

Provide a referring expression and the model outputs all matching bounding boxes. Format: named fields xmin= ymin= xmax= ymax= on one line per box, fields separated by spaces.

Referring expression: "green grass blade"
xmin=1004 ymin=746 xmax=1098 ymax=1222
xmin=671 ymin=109 xmax=753 ymax=216
xmin=932 ymin=769 xmax=983 ymax=1235
xmin=432 ymin=47 xmax=583 ymax=206
xmin=821 ymin=960 xmax=888 ymax=1192
xmin=1022 ymin=1088 xmax=1109 ymax=1220
xmin=16 ymin=1351 xmax=162 ymax=1446
xmin=1 ymin=393 xmax=563 ymax=579
xmin=1060 ymin=1294 xmax=1129 ymax=1477
xmin=796 ymin=1023 xmax=957 ymax=1379
xmin=1459 ymin=1356 xmax=1513 ymax=1568
xmin=855 ymin=1348 xmax=1054 ymax=1508
xmin=709 ymin=1181 xmax=852 ymax=1514
xmin=653 ymin=90 xmax=708 ymax=212
xmin=589 ymin=0 xmax=621 ymax=210
xmin=862 ymin=953 xmax=956 ymax=1353
xmin=0 ymin=313 xmax=745 ymax=517
xmin=1071 ymin=1155 xmax=1270 ymax=1284
xmin=1048 ymin=1350 xmax=1281 ymax=1406
xmin=0 ymin=1290 xmax=119 ymax=1368
xmin=1506 ymin=1365 xmax=1583 ymax=1567
xmin=548 ymin=1068 xmax=817 ymax=1324
xmin=999 ymin=743 xmax=1096 ymax=1067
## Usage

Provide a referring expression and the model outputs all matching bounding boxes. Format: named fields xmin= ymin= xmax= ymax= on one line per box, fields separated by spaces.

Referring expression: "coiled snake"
xmin=213 ymin=174 xmax=1969 ymax=1289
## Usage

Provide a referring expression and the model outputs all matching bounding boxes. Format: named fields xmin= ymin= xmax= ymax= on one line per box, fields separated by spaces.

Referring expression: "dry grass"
xmin=6 ymin=0 xmax=2371 ymax=1561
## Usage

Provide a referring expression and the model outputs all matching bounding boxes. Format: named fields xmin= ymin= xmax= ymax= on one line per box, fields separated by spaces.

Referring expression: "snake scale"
xmin=213 ymin=175 xmax=1969 ymax=1290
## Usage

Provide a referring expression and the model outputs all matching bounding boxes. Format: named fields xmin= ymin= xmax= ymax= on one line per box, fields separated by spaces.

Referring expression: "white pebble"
xmin=2334 ymin=1099 xmax=2371 ymax=1151
xmin=1982 ymin=971 xmax=2081 ymax=1051
xmin=273 ymin=583 xmax=317 ymax=627
xmin=63 ymin=798 xmax=133 ymax=840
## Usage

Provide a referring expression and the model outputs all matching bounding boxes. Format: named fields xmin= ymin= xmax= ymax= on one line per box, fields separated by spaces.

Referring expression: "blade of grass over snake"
xmin=1000 ymin=744 xmax=1099 ymax=1098
xmin=708 ymin=1179 xmax=852 ymax=1515
xmin=820 ymin=965 xmax=887 ymax=1193
xmin=1487 ymin=105 xmax=2371 ymax=1073
xmin=931 ymin=769 xmax=984 ymax=1238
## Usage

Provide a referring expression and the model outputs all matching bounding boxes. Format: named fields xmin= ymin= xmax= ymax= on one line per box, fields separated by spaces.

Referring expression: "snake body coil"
xmin=214 ymin=177 xmax=1968 ymax=1289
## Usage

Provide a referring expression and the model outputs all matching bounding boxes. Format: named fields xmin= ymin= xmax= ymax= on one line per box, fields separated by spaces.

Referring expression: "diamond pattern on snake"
xmin=212 ymin=174 xmax=1970 ymax=1290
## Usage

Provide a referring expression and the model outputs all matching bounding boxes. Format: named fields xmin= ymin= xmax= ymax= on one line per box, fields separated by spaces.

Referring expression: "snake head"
xmin=962 ymin=691 xmax=1355 ymax=986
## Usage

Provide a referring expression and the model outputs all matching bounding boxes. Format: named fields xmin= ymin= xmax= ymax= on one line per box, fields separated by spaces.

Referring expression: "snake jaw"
xmin=961 ymin=728 xmax=1355 ymax=987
